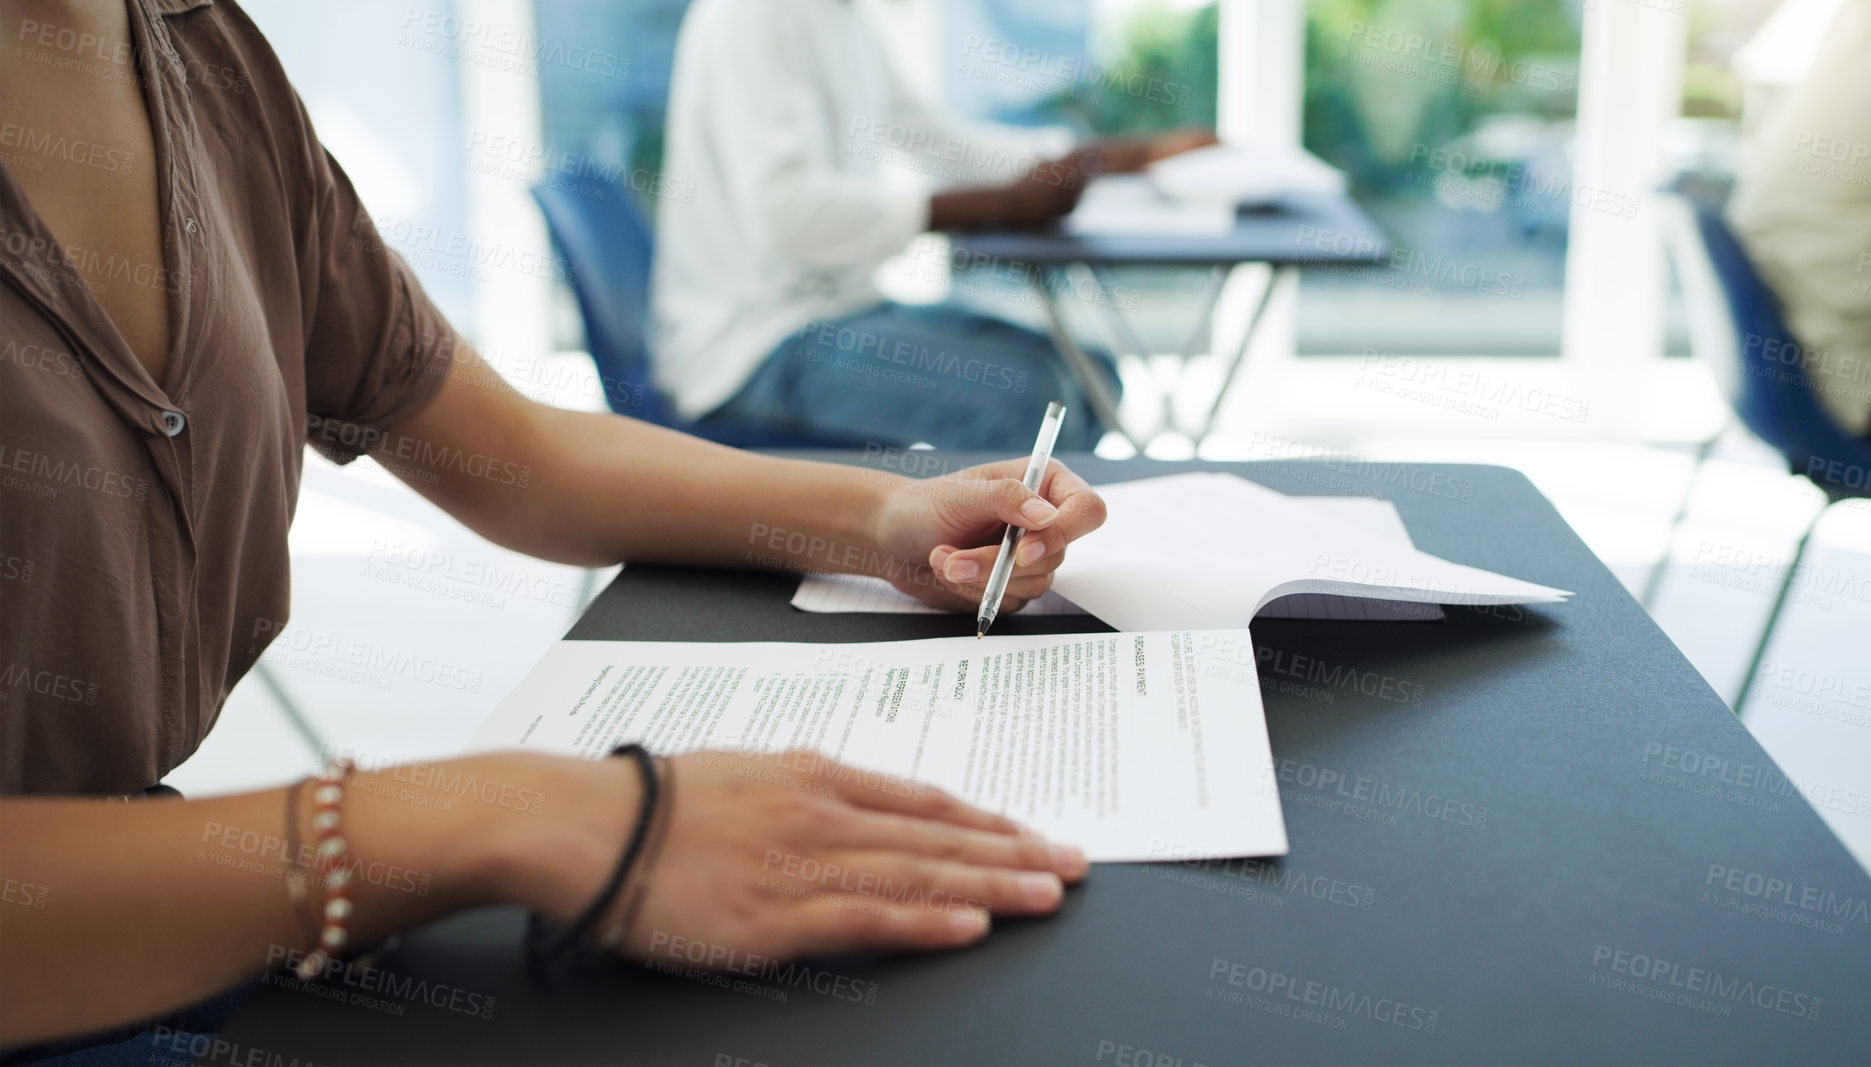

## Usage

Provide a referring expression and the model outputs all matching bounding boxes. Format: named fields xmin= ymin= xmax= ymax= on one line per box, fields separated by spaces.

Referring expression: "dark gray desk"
xmin=952 ymin=191 xmax=1390 ymax=449
xmin=219 ymin=458 xmax=1871 ymax=1066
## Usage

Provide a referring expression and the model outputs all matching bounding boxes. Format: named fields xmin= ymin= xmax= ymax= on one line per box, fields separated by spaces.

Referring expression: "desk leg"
xmin=1079 ymin=262 xmax=1157 ymax=435
xmin=1033 ymin=265 xmax=1143 ymax=453
xmin=1082 ymin=262 xmax=1152 ymax=361
xmin=1197 ymin=264 xmax=1288 ymax=443
xmin=1089 ymin=263 xmax=1229 ymax=439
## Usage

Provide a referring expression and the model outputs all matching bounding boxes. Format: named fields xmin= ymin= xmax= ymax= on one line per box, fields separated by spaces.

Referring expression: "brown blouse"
xmin=0 ymin=0 xmax=460 ymax=794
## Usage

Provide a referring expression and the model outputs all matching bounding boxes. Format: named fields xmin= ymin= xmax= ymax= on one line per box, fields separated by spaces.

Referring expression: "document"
xmin=792 ymin=493 xmax=1445 ymax=622
xmin=1051 ymin=473 xmax=1570 ymax=632
xmin=465 ymin=630 xmax=1287 ymax=862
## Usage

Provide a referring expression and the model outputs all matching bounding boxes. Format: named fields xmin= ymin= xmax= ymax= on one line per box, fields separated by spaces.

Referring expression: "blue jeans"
xmin=712 ymin=303 xmax=1120 ymax=452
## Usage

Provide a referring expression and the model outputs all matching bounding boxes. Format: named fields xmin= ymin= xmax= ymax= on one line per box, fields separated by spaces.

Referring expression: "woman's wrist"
xmin=757 ymin=456 xmax=904 ymax=573
xmin=842 ymin=461 xmax=906 ymax=563
xmin=473 ymin=752 xmax=646 ymax=922
xmin=333 ymin=757 xmax=524 ymax=926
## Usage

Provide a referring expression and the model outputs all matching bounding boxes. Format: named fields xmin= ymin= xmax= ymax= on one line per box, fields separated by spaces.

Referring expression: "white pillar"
xmin=1218 ymin=0 xmax=1303 ymax=144
xmin=1561 ymin=0 xmax=1688 ymax=435
xmin=1209 ymin=0 xmax=1304 ymax=445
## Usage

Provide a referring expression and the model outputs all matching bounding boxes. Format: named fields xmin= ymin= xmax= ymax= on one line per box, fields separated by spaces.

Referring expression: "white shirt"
xmin=651 ymin=0 xmax=1072 ymax=420
xmin=1729 ymin=0 xmax=1871 ymax=436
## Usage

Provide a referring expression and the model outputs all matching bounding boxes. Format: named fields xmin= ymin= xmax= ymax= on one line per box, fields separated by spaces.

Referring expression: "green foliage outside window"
xmin=1041 ymin=0 xmax=1582 ymax=196
xmin=1035 ymin=3 xmax=1219 ymax=135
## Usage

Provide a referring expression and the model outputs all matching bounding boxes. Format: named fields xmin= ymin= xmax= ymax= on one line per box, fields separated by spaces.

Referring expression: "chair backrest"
xmin=1655 ymin=195 xmax=1742 ymax=404
xmin=531 ymin=179 xmax=676 ymax=425
xmin=1657 ymin=191 xmax=1871 ymax=499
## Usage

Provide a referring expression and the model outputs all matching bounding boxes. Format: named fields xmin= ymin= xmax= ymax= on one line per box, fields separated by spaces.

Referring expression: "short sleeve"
xmin=297 ymin=140 xmax=461 ymax=465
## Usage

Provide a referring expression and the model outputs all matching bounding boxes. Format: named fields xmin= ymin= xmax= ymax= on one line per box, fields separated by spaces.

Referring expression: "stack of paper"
xmin=1052 ymin=473 xmax=1569 ymax=632
xmin=1063 ymin=141 xmax=1349 ymax=236
xmin=1144 ymin=141 xmax=1347 ymax=207
xmin=792 ymin=490 xmax=1449 ymax=622
xmin=1062 ymin=175 xmax=1238 ymax=237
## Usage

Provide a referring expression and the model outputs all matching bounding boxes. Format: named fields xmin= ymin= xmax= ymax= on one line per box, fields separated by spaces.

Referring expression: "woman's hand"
xmin=868 ymin=458 xmax=1107 ymax=613
xmin=516 ymin=749 xmax=1086 ymax=965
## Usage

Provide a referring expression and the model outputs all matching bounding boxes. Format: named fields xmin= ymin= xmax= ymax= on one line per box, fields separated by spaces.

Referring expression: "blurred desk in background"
xmin=952 ymin=192 xmax=1389 ymax=450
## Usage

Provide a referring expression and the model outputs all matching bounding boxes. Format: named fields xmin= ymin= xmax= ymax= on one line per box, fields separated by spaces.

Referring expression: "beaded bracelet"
xmin=294 ymin=757 xmax=357 ymax=980
xmin=526 ymin=743 xmax=662 ymax=973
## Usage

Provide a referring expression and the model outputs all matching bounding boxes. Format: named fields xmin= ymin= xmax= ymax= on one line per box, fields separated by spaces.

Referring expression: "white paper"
xmin=465 ymin=630 xmax=1287 ymax=862
xmin=791 ymin=495 xmax=1445 ymax=622
xmin=1145 ymin=141 xmax=1347 ymax=207
xmin=1052 ymin=473 xmax=1571 ymax=633
xmin=793 ymin=572 xmax=1087 ymax=615
xmin=1063 ymin=175 xmax=1238 ymax=236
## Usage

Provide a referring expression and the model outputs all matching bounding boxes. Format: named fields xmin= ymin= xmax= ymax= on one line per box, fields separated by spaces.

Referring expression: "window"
xmin=1297 ymin=1 xmax=1583 ymax=358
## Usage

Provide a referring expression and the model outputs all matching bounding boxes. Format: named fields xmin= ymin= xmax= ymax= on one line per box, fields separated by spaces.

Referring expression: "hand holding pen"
xmin=864 ymin=403 xmax=1106 ymax=618
xmin=978 ymin=403 xmax=1067 ymax=637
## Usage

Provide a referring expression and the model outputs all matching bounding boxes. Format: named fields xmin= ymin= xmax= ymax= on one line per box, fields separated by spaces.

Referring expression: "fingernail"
xmin=949 ymin=909 xmax=990 ymax=938
xmin=945 ymin=558 xmax=980 ymax=582
xmin=1051 ymin=843 xmax=1088 ymax=878
xmin=929 ymin=547 xmax=952 ymax=571
xmin=1017 ymin=538 xmax=1047 ymax=566
xmin=1019 ymin=871 xmax=1063 ymax=906
xmin=1019 ymin=497 xmax=1059 ymax=526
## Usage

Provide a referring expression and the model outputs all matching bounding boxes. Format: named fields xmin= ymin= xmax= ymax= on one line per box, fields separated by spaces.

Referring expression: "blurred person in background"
xmin=653 ymin=0 xmax=1213 ymax=452
xmin=1729 ymin=0 xmax=1871 ymax=438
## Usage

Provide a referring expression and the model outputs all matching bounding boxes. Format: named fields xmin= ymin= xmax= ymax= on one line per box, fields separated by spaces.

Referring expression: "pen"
xmin=977 ymin=402 xmax=1067 ymax=638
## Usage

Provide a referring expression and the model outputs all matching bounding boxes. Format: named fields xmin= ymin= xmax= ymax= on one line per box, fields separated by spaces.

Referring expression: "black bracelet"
xmin=526 ymin=743 xmax=660 ymax=973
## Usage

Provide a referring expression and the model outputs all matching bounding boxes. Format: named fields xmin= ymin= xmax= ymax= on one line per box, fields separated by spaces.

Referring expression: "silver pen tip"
xmin=976 ymin=631 xmax=983 ymax=639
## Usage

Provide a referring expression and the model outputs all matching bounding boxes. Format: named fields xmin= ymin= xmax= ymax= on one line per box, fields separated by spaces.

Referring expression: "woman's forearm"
xmin=0 ymin=753 xmax=615 ymax=1045
xmin=373 ymin=347 xmax=1094 ymax=604
xmin=518 ymin=407 xmax=904 ymax=570
xmin=379 ymin=350 xmax=910 ymax=571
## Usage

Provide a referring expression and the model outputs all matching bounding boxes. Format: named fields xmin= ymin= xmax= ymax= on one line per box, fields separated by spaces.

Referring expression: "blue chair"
xmin=531 ymin=179 xmax=862 ymax=449
xmin=1656 ymin=189 xmax=1871 ymax=707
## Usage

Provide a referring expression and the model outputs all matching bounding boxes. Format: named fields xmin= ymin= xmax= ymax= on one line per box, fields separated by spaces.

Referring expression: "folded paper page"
xmin=792 ymin=494 xmax=1445 ymax=622
xmin=465 ymin=630 xmax=1287 ymax=863
xmin=1051 ymin=473 xmax=1570 ymax=633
